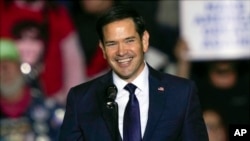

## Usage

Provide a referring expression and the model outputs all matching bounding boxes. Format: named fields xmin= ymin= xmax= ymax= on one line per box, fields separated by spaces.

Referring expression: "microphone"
xmin=106 ymin=84 xmax=118 ymax=109
xmin=106 ymin=84 xmax=119 ymax=141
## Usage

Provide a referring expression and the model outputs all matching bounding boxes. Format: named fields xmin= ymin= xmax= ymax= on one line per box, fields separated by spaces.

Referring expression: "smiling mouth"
xmin=117 ymin=57 xmax=133 ymax=63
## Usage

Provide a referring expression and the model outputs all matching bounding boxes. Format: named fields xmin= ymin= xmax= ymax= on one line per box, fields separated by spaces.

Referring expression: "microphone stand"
xmin=107 ymin=101 xmax=119 ymax=141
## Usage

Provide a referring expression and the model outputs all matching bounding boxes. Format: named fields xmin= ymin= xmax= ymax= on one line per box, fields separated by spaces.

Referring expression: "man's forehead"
xmin=103 ymin=20 xmax=138 ymax=38
xmin=103 ymin=18 xmax=135 ymax=30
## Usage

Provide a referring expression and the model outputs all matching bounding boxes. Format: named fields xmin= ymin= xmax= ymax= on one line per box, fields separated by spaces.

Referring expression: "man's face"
xmin=99 ymin=18 xmax=149 ymax=82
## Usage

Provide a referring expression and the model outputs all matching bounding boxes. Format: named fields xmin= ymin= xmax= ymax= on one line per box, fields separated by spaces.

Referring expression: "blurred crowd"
xmin=0 ymin=0 xmax=249 ymax=141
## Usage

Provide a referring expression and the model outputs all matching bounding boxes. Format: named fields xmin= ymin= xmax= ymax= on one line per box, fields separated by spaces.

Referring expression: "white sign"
xmin=180 ymin=0 xmax=250 ymax=60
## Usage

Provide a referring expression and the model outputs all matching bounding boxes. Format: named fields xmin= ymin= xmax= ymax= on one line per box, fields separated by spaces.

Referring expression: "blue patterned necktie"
xmin=123 ymin=83 xmax=142 ymax=141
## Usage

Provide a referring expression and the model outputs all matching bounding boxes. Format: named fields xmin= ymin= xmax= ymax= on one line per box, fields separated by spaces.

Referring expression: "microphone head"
xmin=106 ymin=84 xmax=118 ymax=109
xmin=106 ymin=84 xmax=118 ymax=100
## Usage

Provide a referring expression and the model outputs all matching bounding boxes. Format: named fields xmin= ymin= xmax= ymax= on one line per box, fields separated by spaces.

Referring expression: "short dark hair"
xmin=96 ymin=5 xmax=146 ymax=43
xmin=12 ymin=20 xmax=47 ymax=41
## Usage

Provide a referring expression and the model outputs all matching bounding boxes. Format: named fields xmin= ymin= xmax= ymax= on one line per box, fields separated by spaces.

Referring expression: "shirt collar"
xmin=113 ymin=62 xmax=149 ymax=92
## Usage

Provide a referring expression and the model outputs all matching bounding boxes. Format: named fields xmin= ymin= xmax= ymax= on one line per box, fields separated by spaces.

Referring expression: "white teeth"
xmin=117 ymin=58 xmax=132 ymax=63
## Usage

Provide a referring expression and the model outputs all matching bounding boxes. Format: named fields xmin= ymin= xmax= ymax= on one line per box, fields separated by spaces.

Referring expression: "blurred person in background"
xmin=203 ymin=109 xmax=228 ymax=141
xmin=196 ymin=60 xmax=249 ymax=127
xmin=0 ymin=39 xmax=64 ymax=141
xmin=11 ymin=20 xmax=47 ymax=92
xmin=0 ymin=0 xmax=86 ymax=105
xmin=173 ymin=38 xmax=191 ymax=78
xmin=173 ymin=39 xmax=249 ymax=130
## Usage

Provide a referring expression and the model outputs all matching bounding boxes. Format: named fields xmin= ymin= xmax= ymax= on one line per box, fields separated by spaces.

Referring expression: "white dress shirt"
xmin=113 ymin=63 xmax=149 ymax=139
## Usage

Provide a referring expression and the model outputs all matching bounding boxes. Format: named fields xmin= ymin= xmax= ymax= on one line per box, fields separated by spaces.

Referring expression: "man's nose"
xmin=117 ymin=43 xmax=126 ymax=56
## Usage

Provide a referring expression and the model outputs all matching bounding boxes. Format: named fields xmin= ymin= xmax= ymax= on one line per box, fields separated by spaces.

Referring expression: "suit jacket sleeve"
xmin=182 ymin=81 xmax=208 ymax=141
xmin=58 ymin=88 xmax=84 ymax=141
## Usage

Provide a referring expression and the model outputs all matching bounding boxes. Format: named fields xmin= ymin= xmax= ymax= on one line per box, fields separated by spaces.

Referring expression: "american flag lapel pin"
xmin=158 ymin=87 xmax=164 ymax=91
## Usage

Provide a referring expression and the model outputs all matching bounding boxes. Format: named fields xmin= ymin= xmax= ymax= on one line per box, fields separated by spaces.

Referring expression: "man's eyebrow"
xmin=104 ymin=36 xmax=136 ymax=44
xmin=124 ymin=36 xmax=136 ymax=40
xmin=104 ymin=41 xmax=116 ymax=44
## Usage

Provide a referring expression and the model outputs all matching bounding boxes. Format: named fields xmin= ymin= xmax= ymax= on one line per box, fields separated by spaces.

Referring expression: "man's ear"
xmin=142 ymin=30 xmax=149 ymax=53
xmin=99 ymin=41 xmax=106 ymax=59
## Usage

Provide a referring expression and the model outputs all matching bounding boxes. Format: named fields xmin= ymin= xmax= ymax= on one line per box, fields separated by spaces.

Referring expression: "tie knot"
xmin=124 ymin=83 xmax=137 ymax=94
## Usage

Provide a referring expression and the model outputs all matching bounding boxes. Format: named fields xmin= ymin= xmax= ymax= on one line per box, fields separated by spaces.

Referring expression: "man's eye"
xmin=126 ymin=39 xmax=134 ymax=43
xmin=106 ymin=43 xmax=116 ymax=47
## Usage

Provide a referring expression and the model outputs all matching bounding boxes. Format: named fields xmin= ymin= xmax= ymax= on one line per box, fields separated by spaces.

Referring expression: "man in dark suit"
xmin=59 ymin=5 xmax=208 ymax=141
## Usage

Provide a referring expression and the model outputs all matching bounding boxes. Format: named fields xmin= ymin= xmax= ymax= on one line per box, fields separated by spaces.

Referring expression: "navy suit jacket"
xmin=59 ymin=65 xmax=208 ymax=141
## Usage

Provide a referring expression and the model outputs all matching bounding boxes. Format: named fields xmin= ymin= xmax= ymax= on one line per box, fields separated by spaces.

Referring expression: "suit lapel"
xmin=143 ymin=66 xmax=167 ymax=141
xmin=97 ymin=71 xmax=122 ymax=141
